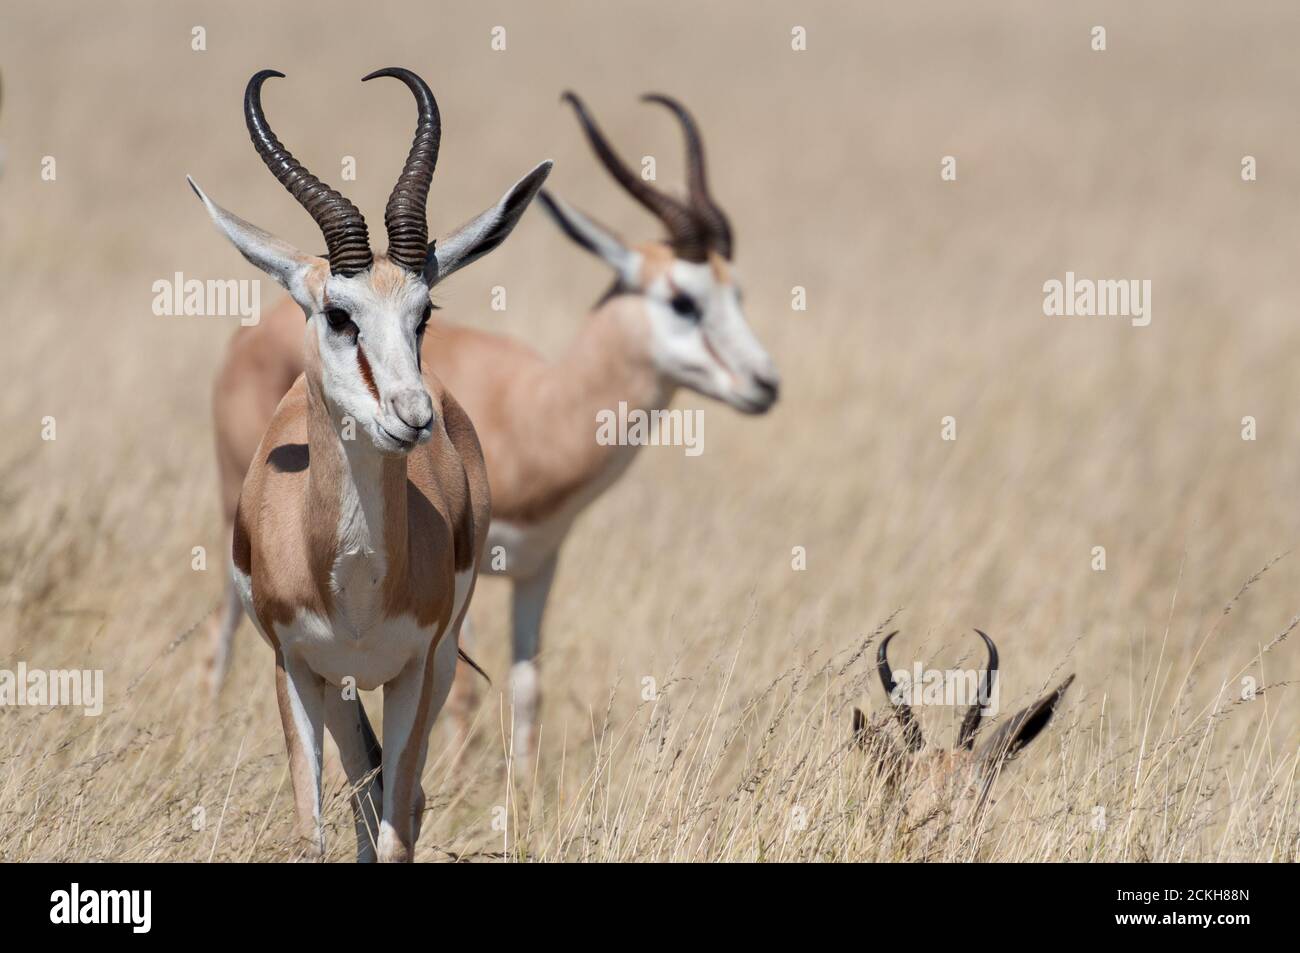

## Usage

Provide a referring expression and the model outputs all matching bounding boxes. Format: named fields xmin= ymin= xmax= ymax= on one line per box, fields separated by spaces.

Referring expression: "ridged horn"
xmin=561 ymin=91 xmax=711 ymax=262
xmin=877 ymin=632 xmax=925 ymax=752
xmin=956 ymin=630 xmax=1000 ymax=750
xmin=244 ymin=70 xmax=372 ymax=277
xmin=362 ymin=67 xmax=441 ymax=273
xmin=641 ymin=93 xmax=733 ymax=259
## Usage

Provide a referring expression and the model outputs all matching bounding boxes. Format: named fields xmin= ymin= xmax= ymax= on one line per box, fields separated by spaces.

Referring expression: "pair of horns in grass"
xmin=871 ymin=629 xmax=1075 ymax=762
xmin=876 ymin=629 xmax=999 ymax=752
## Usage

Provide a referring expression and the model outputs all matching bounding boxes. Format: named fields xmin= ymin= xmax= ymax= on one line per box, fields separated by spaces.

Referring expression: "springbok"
xmin=206 ymin=91 xmax=779 ymax=768
xmin=854 ymin=630 xmax=1074 ymax=818
xmin=189 ymin=67 xmax=551 ymax=862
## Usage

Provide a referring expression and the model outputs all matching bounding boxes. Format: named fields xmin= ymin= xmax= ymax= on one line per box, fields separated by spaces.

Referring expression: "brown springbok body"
xmin=191 ymin=67 xmax=550 ymax=861
xmin=207 ymin=93 xmax=779 ymax=768
xmin=855 ymin=630 xmax=1075 ymax=822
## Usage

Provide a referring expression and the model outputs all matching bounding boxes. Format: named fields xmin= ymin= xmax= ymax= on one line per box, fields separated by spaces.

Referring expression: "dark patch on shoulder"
xmin=267 ymin=443 xmax=309 ymax=473
xmin=232 ymin=499 xmax=252 ymax=575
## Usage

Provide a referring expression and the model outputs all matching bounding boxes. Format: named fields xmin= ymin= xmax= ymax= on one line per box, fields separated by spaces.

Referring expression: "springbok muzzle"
xmin=392 ymin=388 xmax=434 ymax=433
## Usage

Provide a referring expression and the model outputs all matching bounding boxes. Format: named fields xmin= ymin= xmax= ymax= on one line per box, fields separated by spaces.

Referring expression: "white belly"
xmin=279 ymin=610 xmax=436 ymax=690
xmin=232 ymin=565 xmax=473 ymax=690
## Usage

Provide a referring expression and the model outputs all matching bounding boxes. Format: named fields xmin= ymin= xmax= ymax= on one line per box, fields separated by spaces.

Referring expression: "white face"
xmin=191 ymin=161 xmax=553 ymax=454
xmin=640 ymin=255 xmax=779 ymax=414
xmin=312 ymin=265 xmax=435 ymax=455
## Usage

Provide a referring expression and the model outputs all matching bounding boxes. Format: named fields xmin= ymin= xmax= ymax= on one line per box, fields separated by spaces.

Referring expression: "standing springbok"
xmin=854 ymin=630 xmax=1075 ymax=816
xmin=206 ymin=91 xmax=778 ymax=768
xmin=190 ymin=67 xmax=551 ymax=862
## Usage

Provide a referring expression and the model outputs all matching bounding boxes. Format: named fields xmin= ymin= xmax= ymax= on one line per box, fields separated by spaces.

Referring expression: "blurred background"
xmin=0 ymin=1 xmax=1295 ymax=860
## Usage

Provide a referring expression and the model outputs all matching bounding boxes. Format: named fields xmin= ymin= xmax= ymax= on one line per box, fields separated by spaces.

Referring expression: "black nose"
xmin=755 ymin=375 xmax=780 ymax=404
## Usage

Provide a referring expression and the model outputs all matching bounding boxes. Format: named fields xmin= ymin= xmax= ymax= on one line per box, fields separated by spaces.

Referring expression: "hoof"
xmin=297 ymin=829 xmax=325 ymax=861
xmin=377 ymin=823 xmax=413 ymax=863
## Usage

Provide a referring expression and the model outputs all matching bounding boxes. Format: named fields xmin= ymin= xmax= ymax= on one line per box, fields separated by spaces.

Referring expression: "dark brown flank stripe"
xmin=232 ymin=500 xmax=252 ymax=575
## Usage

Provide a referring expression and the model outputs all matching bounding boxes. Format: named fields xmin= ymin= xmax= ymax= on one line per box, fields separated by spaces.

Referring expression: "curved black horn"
xmin=561 ymin=91 xmax=710 ymax=262
xmin=244 ymin=70 xmax=373 ymax=277
xmin=363 ymin=67 xmax=441 ymax=273
xmin=957 ymin=629 xmax=1000 ymax=750
xmin=877 ymin=632 xmax=924 ymax=752
xmin=641 ymin=93 xmax=733 ymax=259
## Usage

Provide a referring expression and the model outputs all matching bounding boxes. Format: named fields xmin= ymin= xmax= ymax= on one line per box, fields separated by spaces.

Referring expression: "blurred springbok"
xmin=190 ymin=67 xmax=550 ymax=862
xmin=207 ymin=91 xmax=779 ymax=768
xmin=854 ymin=630 xmax=1074 ymax=815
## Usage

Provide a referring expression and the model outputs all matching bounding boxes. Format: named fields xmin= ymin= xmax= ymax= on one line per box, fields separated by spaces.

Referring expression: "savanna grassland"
xmin=0 ymin=1 xmax=1295 ymax=861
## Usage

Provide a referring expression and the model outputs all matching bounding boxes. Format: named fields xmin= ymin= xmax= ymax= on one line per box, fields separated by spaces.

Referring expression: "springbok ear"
xmin=852 ymin=708 xmax=869 ymax=749
xmin=852 ymin=707 xmax=902 ymax=777
xmin=188 ymin=176 xmax=327 ymax=315
xmin=977 ymin=674 xmax=1074 ymax=768
xmin=537 ymin=189 xmax=639 ymax=285
xmin=424 ymin=160 xmax=553 ymax=286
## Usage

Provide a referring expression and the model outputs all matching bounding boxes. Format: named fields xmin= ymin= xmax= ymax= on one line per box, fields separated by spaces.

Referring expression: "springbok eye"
xmin=325 ymin=307 xmax=355 ymax=334
xmin=417 ymin=302 xmax=432 ymax=334
xmin=669 ymin=293 xmax=700 ymax=320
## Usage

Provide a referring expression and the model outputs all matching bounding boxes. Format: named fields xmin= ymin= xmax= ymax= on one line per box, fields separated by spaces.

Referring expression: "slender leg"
xmin=274 ymin=652 xmax=327 ymax=859
xmin=207 ymin=542 xmax=244 ymax=703
xmin=323 ymin=690 xmax=383 ymax=863
xmin=410 ymin=628 xmax=460 ymax=845
xmin=509 ymin=551 xmax=558 ymax=770
xmin=377 ymin=645 xmax=438 ymax=863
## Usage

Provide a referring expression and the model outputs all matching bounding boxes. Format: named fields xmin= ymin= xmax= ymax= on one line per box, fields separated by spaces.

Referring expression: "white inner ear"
xmin=615 ymin=247 xmax=644 ymax=289
xmin=428 ymin=159 xmax=553 ymax=286
xmin=188 ymin=175 xmax=326 ymax=313
xmin=540 ymin=191 xmax=639 ymax=285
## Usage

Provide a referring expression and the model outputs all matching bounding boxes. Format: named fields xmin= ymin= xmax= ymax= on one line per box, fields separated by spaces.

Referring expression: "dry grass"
xmin=0 ymin=0 xmax=1296 ymax=861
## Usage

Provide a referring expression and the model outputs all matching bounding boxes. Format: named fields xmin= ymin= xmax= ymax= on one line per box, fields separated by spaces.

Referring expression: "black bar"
xmin=0 ymin=862 xmax=1283 ymax=939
